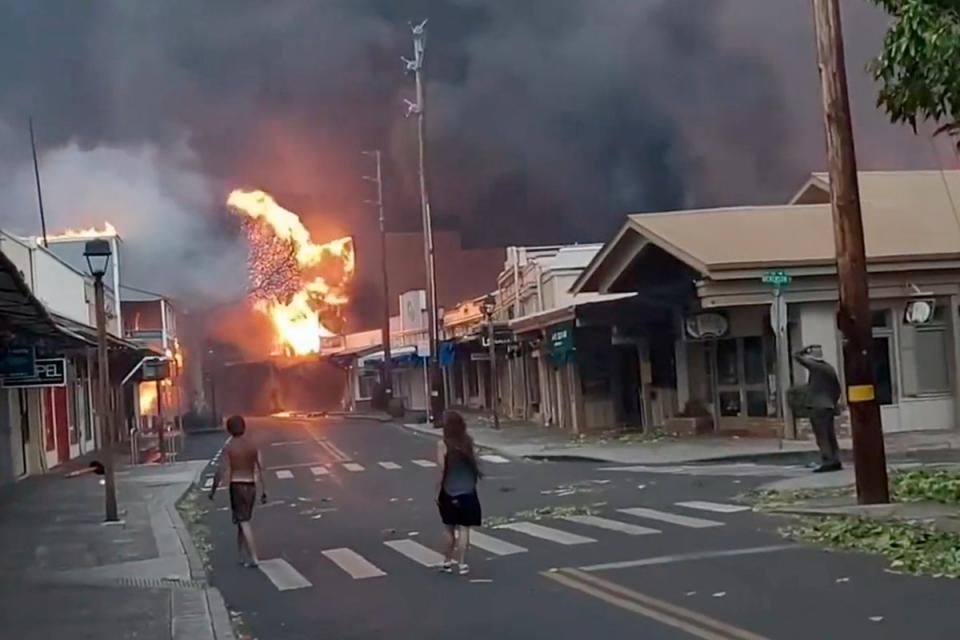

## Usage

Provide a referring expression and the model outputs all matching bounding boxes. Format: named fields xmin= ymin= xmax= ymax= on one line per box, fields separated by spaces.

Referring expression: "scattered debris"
xmin=869 ymin=616 xmax=884 ymax=623
xmin=592 ymin=480 xmax=611 ymax=485
xmin=408 ymin=531 xmax=419 ymax=537
xmin=311 ymin=514 xmax=323 ymax=520
xmin=470 ymin=579 xmax=493 ymax=583
xmin=835 ymin=577 xmax=850 ymax=583
xmin=712 ymin=592 xmax=727 ymax=598
xmin=637 ymin=484 xmax=647 ymax=490
xmin=685 ymin=591 xmax=697 ymax=597
xmin=389 ymin=498 xmax=399 ymax=503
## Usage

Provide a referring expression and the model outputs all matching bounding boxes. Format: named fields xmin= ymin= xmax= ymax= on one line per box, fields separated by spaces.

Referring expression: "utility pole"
xmin=28 ymin=117 xmax=48 ymax=247
xmin=404 ymin=19 xmax=444 ymax=425
xmin=363 ymin=150 xmax=393 ymax=407
xmin=812 ymin=0 xmax=889 ymax=504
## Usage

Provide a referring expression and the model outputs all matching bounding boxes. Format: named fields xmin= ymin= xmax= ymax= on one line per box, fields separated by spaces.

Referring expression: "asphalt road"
xmin=188 ymin=418 xmax=960 ymax=640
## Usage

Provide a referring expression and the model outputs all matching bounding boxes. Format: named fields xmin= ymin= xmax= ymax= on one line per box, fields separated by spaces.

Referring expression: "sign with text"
xmin=0 ymin=345 xmax=36 ymax=378
xmin=1 ymin=358 xmax=66 ymax=388
xmin=761 ymin=270 xmax=792 ymax=288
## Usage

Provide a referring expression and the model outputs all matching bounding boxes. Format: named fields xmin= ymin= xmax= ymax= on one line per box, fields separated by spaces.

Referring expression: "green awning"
xmin=547 ymin=322 xmax=575 ymax=367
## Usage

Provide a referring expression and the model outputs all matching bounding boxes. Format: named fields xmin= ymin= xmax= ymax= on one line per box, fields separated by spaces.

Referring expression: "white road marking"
xmin=322 ymin=548 xmax=386 ymax=579
xmin=378 ymin=462 xmax=402 ymax=470
xmin=266 ymin=461 xmax=330 ymax=471
xmin=270 ymin=440 xmax=308 ymax=447
xmin=384 ymin=539 xmax=445 ymax=567
xmin=675 ymin=501 xmax=751 ymax=514
xmin=411 ymin=459 xmax=437 ymax=468
xmin=258 ymin=558 xmax=312 ymax=590
xmin=343 ymin=463 xmax=365 ymax=472
xmin=618 ymin=507 xmax=723 ymax=529
xmin=497 ymin=522 xmax=596 ymax=545
xmin=310 ymin=466 xmax=329 ymax=476
xmin=480 ymin=454 xmax=510 ymax=464
xmin=275 ymin=470 xmax=294 ymax=480
xmin=579 ymin=544 xmax=799 ymax=572
xmin=562 ymin=515 xmax=660 ymax=536
xmin=202 ymin=477 xmax=214 ymax=489
xmin=470 ymin=531 xmax=528 ymax=556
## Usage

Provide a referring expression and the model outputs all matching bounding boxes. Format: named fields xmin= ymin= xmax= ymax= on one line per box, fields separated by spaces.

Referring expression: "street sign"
xmin=761 ymin=270 xmax=792 ymax=288
xmin=0 ymin=345 xmax=36 ymax=378
xmin=1 ymin=358 xmax=66 ymax=388
xmin=762 ymin=270 xmax=792 ymax=287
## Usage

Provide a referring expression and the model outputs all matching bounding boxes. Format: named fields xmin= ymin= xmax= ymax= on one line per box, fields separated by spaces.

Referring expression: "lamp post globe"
xmin=83 ymin=238 xmax=112 ymax=278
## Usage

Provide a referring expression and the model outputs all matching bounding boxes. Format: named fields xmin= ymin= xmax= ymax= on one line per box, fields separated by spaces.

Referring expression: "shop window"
xmin=717 ymin=339 xmax=739 ymax=385
xmin=743 ymin=337 xmax=766 ymax=386
xmin=916 ymin=328 xmax=950 ymax=394
xmin=357 ymin=370 xmax=378 ymax=399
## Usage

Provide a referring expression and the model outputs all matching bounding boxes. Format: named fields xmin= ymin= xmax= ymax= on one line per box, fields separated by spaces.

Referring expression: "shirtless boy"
xmin=209 ymin=415 xmax=267 ymax=567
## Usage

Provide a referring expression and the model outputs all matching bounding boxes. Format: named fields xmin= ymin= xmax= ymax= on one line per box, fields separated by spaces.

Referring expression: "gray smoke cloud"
xmin=0 ymin=0 xmax=948 ymax=313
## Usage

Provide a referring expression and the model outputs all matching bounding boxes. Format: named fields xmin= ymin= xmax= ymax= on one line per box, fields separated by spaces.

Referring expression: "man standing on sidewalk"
xmin=210 ymin=415 xmax=267 ymax=567
xmin=794 ymin=345 xmax=843 ymax=473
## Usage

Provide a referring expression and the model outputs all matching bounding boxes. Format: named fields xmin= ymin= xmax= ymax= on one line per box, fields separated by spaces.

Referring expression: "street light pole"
xmin=482 ymin=295 xmax=500 ymax=430
xmin=86 ymin=239 xmax=119 ymax=521
xmin=363 ymin=150 xmax=393 ymax=407
xmin=405 ymin=19 xmax=444 ymax=424
xmin=811 ymin=0 xmax=889 ymax=503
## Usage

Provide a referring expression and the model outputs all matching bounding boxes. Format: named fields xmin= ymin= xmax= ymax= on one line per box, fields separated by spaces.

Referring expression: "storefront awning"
xmin=358 ymin=345 xmax=420 ymax=367
xmin=0 ymin=248 xmax=61 ymax=341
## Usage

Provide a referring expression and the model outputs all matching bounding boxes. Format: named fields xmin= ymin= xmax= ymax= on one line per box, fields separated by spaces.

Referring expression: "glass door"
xmin=714 ymin=337 xmax=773 ymax=418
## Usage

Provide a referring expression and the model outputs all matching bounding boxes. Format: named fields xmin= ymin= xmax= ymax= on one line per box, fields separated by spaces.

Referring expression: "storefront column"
xmin=949 ymin=294 xmax=960 ymax=430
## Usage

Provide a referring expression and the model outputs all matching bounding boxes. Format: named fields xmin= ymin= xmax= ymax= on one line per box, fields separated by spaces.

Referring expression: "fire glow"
xmin=47 ymin=222 xmax=118 ymax=240
xmin=228 ymin=189 xmax=354 ymax=356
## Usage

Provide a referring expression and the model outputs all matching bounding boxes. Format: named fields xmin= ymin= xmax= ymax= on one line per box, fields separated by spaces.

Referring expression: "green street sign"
xmin=762 ymin=270 xmax=792 ymax=287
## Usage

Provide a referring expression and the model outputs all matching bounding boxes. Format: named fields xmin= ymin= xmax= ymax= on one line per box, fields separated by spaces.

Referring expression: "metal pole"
xmin=773 ymin=287 xmax=784 ymax=450
xmin=407 ymin=20 xmax=444 ymax=424
xmin=488 ymin=318 xmax=500 ymax=430
xmin=95 ymin=276 xmax=119 ymax=521
xmin=812 ymin=0 xmax=889 ymax=503
xmin=156 ymin=379 xmax=164 ymax=463
xmin=364 ymin=150 xmax=393 ymax=406
xmin=28 ymin=117 xmax=48 ymax=247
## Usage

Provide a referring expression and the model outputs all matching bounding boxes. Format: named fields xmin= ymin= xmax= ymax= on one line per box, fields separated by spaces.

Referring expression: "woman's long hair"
xmin=442 ymin=411 xmax=481 ymax=479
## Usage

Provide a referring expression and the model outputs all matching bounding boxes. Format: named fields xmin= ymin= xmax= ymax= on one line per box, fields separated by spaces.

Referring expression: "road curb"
xmin=168 ymin=483 xmax=237 ymax=640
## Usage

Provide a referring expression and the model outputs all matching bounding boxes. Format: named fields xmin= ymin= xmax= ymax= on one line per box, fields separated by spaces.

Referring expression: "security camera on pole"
xmin=404 ymin=19 xmax=445 ymax=426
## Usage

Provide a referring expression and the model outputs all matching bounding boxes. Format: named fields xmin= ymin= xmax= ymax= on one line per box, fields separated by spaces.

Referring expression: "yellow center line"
xmin=543 ymin=571 xmax=733 ymax=640
xmin=546 ymin=569 xmax=769 ymax=640
xmin=302 ymin=425 xmax=350 ymax=462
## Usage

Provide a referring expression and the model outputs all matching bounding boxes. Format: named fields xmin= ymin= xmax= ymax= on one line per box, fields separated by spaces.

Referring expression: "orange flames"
xmin=47 ymin=222 xmax=119 ymax=240
xmin=139 ymin=382 xmax=158 ymax=416
xmin=227 ymin=189 xmax=355 ymax=356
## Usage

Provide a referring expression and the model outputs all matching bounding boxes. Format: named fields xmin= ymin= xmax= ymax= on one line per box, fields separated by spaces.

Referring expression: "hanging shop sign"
xmin=904 ymin=299 xmax=936 ymax=326
xmin=547 ymin=322 xmax=575 ymax=366
xmin=684 ymin=312 xmax=729 ymax=340
xmin=0 ymin=345 xmax=36 ymax=378
xmin=1 ymin=357 xmax=66 ymax=388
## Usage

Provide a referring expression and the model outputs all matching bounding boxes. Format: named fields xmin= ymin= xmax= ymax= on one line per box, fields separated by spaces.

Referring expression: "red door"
xmin=53 ymin=388 xmax=70 ymax=464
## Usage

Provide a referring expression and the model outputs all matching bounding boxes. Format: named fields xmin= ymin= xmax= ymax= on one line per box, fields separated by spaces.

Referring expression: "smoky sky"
xmin=0 ymin=0 xmax=951 ymax=320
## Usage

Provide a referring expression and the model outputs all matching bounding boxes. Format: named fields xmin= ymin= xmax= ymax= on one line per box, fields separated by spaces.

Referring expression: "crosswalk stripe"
xmin=470 ymin=531 xmax=528 ymax=556
xmin=675 ymin=501 xmax=751 ymax=514
xmin=202 ymin=477 xmax=213 ymax=489
xmin=561 ymin=515 xmax=660 ymax=536
xmin=411 ymin=459 xmax=437 ymax=468
xmin=275 ymin=470 xmax=294 ymax=479
xmin=497 ymin=522 xmax=596 ymax=545
xmin=322 ymin=548 xmax=387 ymax=579
xmin=378 ymin=462 xmax=402 ymax=470
xmin=258 ymin=558 xmax=312 ymax=591
xmin=480 ymin=454 xmax=510 ymax=464
xmin=310 ymin=466 xmax=329 ymax=476
xmin=384 ymin=539 xmax=445 ymax=567
xmin=618 ymin=507 xmax=724 ymax=529
xmin=343 ymin=463 xmax=365 ymax=472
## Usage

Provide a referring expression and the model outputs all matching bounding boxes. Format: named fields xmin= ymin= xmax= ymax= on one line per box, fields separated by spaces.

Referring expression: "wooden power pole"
xmin=812 ymin=0 xmax=889 ymax=504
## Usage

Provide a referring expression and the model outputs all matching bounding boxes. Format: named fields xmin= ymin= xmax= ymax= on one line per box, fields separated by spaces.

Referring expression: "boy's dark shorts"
xmin=229 ymin=482 xmax=257 ymax=524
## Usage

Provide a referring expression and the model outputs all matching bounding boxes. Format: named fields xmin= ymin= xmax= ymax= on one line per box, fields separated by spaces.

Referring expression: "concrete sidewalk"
xmin=0 ymin=460 xmax=234 ymax=640
xmin=401 ymin=417 xmax=960 ymax=465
